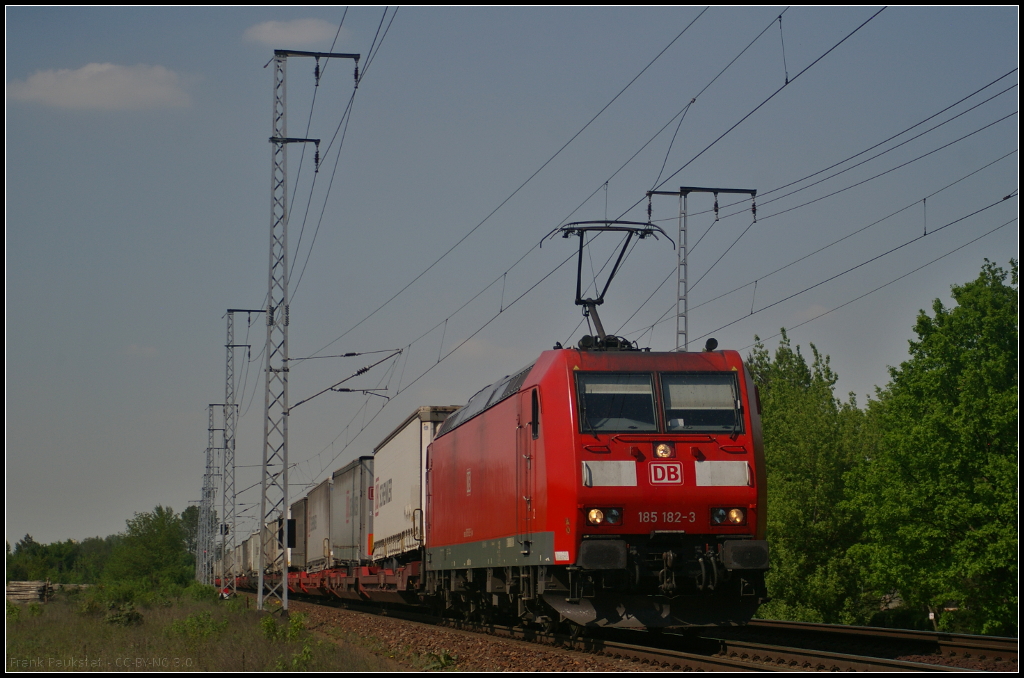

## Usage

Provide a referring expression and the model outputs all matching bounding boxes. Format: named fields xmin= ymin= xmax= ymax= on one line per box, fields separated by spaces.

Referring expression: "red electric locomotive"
xmin=228 ymin=221 xmax=768 ymax=629
xmin=424 ymin=340 xmax=768 ymax=628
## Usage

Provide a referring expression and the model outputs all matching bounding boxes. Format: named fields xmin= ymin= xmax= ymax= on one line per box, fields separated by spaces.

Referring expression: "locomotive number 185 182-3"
xmin=638 ymin=511 xmax=697 ymax=524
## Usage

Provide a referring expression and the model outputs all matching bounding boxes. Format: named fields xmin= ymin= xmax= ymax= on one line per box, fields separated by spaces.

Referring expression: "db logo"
xmin=649 ymin=462 xmax=683 ymax=485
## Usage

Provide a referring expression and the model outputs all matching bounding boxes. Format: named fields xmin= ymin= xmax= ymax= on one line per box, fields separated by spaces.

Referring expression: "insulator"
xmin=314 ymin=150 xmax=320 ymax=173
xmin=647 ymin=196 xmax=652 ymax=221
xmin=354 ymin=64 xmax=359 ymax=87
xmin=713 ymin=192 xmax=719 ymax=221
xmin=314 ymin=58 xmax=320 ymax=86
xmin=751 ymin=200 xmax=757 ymax=222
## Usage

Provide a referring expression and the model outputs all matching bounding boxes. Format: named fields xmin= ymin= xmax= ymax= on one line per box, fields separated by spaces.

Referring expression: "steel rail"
xmin=706 ymin=637 xmax=964 ymax=672
xmin=290 ymin=595 xmax=972 ymax=672
xmin=745 ymin=619 xmax=1018 ymax=663
xmin=442 ymin=619 xmax=786 ymax=672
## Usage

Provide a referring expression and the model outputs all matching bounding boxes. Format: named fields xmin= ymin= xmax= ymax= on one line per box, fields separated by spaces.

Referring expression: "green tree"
xmin=104 ymin=506 xmax=194 ymax=590
xmin=7 ymin=535 xmax=43 ymax=581
xmin=6 ymin=534 xmax=120 ymax=584
xmin=748 ymin=332 xmax=867 ymax=623
xmin=73 ymin=535 xmax=121 ymax=583
xmin=850 ymin=260 xmax=1018 ymax=635
xmin=181 ymin=504 xmax=200 ymax=557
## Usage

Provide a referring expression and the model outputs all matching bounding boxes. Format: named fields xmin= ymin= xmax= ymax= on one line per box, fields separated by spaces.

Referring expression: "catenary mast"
xmin=257 ymin=49 xmax=359 ymax=612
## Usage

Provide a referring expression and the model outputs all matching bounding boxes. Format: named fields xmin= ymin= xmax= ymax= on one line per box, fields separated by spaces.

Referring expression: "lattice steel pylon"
xmin=648 ymin=187 xmax=756 ymax=351
xmin=258 ymin=50 xmax=292 ymax=613
xmin=257 ymin=48 xmax=359 ymax=612
xmin=221 ymin=313 xmax=236 ymax=594
xmin=196 ymin=405 xmax=219 ymax=585
xmin=220 ymin=310 xmax=260 ymax=595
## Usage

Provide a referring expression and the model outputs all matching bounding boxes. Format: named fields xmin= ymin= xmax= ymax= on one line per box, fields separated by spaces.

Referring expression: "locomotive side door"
xmin=516 ymin=388 xmax=538 ymax=556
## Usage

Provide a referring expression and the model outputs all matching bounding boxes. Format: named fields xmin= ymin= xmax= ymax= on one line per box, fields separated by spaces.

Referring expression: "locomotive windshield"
xmin=577 ymin=373 xmax=657 ymax=432
xmin=576 ymin=371 xmax=743 ymax=434
xmin=661 ymin=373 xmax=742 ymax=433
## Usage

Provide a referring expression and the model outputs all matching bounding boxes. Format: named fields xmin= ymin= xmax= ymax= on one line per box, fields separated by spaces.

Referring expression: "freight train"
xmin=221 ymin=337 xmax=769 ymax=629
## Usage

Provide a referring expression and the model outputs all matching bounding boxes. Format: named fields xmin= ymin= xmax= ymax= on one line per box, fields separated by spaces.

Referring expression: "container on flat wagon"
xmin=306 ymin=478 xmax=332 ymax=571
xmin=331 ymin=456 xmax=374 ymax=564
xmin=242 ymin=535 xmax=252 ymax=574
xmin=372 ymin=406 xmax=458 ymax=561
xmin=234 ymin=542 xmax=245 ymax=576
xmin=245 ymin=536 xmax=256 ymax=573
xmin=261 ymin=519 xmax=281 ymax=573
xmin=289 ymin=497 xmax=307 ymax=570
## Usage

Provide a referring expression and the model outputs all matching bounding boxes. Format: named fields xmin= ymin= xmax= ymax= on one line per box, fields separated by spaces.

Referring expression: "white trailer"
xmin=331 ymin=456 xmax=374 ymax=564
xmin=306 ymin=479 xmax=332 ymax=571
xmin=372 ymin=406 xmax=457 ymax=561
xmin=289 ymin=497 xmax=307 ymax=570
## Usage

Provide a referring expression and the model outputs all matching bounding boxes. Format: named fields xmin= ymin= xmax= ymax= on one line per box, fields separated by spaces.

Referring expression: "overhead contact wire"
xmin=695 ymin=194 xmax=1017 ymax=338
xmin=615 ymin=6 xmax=887 ymax=228
xmin=292 ymin=8 xmax=400 ymax=298
xmin=737 ymin=218 xmax=1018 ymax=352
xmin=680 ymin=68 xmax=1018 ymax=220
xmin=686 ymin=150 xmax=1018 ymax=314
xmin=309 ymin=9 xmax=708 ymax=358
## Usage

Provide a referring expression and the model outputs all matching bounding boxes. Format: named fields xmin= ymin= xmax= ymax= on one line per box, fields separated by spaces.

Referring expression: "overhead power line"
xmin=289 ymin=8 xmax=892 ymax=488
xmin=686 ymin=149 xmax=1018 ymax=314
xmin=308 ymin=8 xmax=710 ymax=358
xmin=634 ymin=193 xmax=1017 ymax=343
xmin=291 ymin=8 xmax=400 ymax=299
xmin=738 ymin=217 xmax=1018 ymax=352
xmin=629 ymin=6 xmax=887 ymax=216
xmin=685 ymin=114 xmax=1017 ymax=292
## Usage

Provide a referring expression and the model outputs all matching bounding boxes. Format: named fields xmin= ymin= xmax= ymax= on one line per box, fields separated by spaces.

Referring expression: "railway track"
xmin=746 ymin=619 xmax=1017 ymax=663
xmin=271 ymin=592 xmax=1012 ymax=671
xmin=698 ymin=619 xmax=1017 ymax=670
xmin=502 ymin=623 xmax=965 ymax=672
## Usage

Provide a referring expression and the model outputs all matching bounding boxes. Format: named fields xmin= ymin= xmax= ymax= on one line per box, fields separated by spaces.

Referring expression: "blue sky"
xmin=6 ymin=7 xmax=1018 ymax=544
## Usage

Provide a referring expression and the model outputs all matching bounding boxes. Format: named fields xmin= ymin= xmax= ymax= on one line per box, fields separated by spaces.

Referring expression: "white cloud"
xmin=7 ymin=63 xmax=190 ymax=110
xmin=244 ymin=19 xmax=341 ymax=47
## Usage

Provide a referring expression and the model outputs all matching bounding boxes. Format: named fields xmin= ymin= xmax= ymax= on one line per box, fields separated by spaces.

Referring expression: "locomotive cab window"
xmin=576 ymin=373 xmax=657 ymax=433
xmin=531 ymin=389 xmax=539 ymax=439
xmin=661 ymin=373 xmax=743 ymax=433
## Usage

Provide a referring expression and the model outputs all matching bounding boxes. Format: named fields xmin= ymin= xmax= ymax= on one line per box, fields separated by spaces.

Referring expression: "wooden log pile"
xmin=6 ymin=580 xmax=54 ymax=603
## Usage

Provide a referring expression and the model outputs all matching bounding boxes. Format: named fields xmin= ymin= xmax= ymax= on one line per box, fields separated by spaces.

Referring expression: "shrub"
xmin=167 ymin=610 xmax=227 ymax=641
xmin=104 ymin=601 xmax=143 ymax=627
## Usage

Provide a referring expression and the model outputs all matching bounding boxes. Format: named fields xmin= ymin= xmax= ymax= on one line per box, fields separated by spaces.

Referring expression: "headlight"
xmin=711 ymin=507 xmax=747 ymax=526
xmin=586 ymin=508 xmax=623 ymax=526
xmin=654 ymin=443 xmax=674 ymax=458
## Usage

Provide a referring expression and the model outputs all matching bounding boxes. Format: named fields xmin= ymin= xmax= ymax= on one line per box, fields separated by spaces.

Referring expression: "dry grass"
xmin=6 ymin=592 xmax=404 ymax=672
